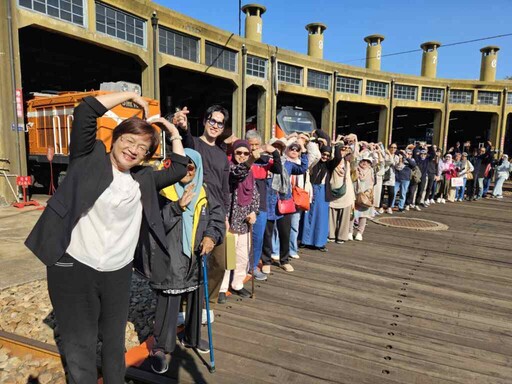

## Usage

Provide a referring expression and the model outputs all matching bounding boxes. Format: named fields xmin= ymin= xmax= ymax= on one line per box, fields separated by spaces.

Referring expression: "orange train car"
xmin=26 ymin=90 xmax=162 ymax=189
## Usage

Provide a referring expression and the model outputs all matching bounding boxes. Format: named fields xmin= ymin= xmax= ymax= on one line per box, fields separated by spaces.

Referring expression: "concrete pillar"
xmin=321 ymin=100 xmax=332 ymax=136
xmin=241 ymin=4 xmax=266 ymax=42
xmin=232 ymin=85 xmax=242 ymax=138
xmin=433 ymin=109 xmax=444 ymax=147
xmin=420 ymin=41 xmax=441 ymax=78
xmin=490 ymin=113 xmax=500 ymax=149
xmin=256 ymin=87 xmax=267 ymax=134
xmin=306 ymin=23 xmax=327 ymax=59
xmin=364 ymin=34 xmax=385 ymax=71
xmin=378 ymin=107 xmax=388 ymax=144
xmin=480 ymin=46 xmax=499 ymax=82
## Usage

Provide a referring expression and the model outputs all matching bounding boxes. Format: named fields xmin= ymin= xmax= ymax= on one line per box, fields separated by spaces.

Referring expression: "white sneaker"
xmin=271 ymin=254 xmax=279 ymax=261
xmin=414 ymin=205 xmax=421 ymax=211
xmin=405 ymin=205 xmax=410 ymax=211
xmin=436 ymin=198 xmax=441 ymax=203
xmin=429 ymin=199 xmax=435 ymax=204
xmin=177 ymin=311 xmax=186 ymax=326
xmin=378 ymin=207 xmax=385 ymax=214
xmin=441 ymin=198 xmax=446 ymax=204
xmin=355 ymin=233 xmax=363 ymax=241
xmin=386 ymin=207 xmax=393 ymax=214
xmin=289 ymin=254 xmax=300 ymax=259
xmin=202 ymin=309 xmax=214 ymax=325
xmin=497 ymin=195 xmax=503 ymax=199
xmin=347 ymin=233 xmax=354 ymax=241
xmin=423 ymin=201 xmax=430 ymax=207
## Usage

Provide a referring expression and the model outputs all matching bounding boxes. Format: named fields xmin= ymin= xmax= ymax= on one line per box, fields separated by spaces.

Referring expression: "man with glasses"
xmin=172 ymin=105 xmax=231 ymax=320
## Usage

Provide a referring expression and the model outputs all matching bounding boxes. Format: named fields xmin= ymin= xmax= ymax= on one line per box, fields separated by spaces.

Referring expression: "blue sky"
xmin=154 ymin=0 xmax=512 ymax=80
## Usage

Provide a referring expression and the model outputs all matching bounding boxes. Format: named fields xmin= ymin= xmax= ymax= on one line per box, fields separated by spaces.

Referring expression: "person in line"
xmin=353 ymin=154 xmax=375 ymax=241
xmin=25 ymin=92 xmax=188 ymax=384
xmin=245 ymin=130 xmax=282 ymax=281
xmin=454 ymin=152 xmax=473 ymax=201
xmin=473 ymin=145 xmax=492 ymax=200
xmin=492 ymin=154 xmax=511 ymax=198
xmin=261 ymin=139 xmax=308 ymax=273
xmin=219 ymin=140 xmax=260 ymax=301
xmin=150 ymin=149 xmax=225 ymax=373
xmin=301 ymin=145 xmax=332 ymax=251
xmin=379 ymin=143 xmax=399 ymax=214
xmin=173 ymin=105 xmax=231 ymax=320
xmin=327 ymin=143 xmax=355 ymax=243
xmin=413 ymin=147 xmax=430 ymax=208
xmin=393 ymin=149 xmax=416 ymax=212
xmin=436 ymin=153 xmax=455 ymax=204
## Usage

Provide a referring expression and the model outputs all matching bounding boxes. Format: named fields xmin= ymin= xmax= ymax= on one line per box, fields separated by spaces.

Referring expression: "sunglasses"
xmin=289 ymin=147 xmax=300 ymax=152
xmin=207 ymin=118 xmax=224 ymax=129
xmin=235 ymin=150 xmax=250 ymax=157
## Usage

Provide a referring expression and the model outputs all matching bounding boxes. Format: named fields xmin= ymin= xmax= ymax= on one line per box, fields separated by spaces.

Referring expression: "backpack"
xmin=411 ymin=166 xmax=422 ymax=184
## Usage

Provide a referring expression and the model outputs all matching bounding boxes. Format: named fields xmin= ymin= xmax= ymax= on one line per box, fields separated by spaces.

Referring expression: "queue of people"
xmin=25 ymin=92 xmax=511 ymax=382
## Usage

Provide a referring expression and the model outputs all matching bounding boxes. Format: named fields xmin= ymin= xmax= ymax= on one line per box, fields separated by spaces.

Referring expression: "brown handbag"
xmin=355 ymin=188 xmax=374 ymax=208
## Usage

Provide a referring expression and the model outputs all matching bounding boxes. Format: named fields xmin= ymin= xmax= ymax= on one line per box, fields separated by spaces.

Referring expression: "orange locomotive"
xmin=26 ymin=85 xmax=162 ymax=189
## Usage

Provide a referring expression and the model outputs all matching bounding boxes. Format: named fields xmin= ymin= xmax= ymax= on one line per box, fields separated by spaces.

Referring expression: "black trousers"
xmin=262 ymin=214 xmax=292 ymax=265
xmin=380 ymin=185 xmax=395 ymax=208
xmin=153 ymin=287 xmax=203 ymax=354
xmin=414 ymin=177 xmax=427 ymax=205
xmin=406 ymin=182 xmax=418 ymax=206
xmin=425 ymin=174 xmax=436 ymax=201
xmin=47 ymin=254 xmax=132 ymax=384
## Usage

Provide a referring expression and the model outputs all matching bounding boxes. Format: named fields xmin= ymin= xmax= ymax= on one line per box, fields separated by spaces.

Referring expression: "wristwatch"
xmin=170 ymin=135 xmax=182 ymax=141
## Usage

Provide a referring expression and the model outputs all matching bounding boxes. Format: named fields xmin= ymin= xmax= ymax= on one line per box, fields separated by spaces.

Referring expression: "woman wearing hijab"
xmin=150 ymin=149 xmax=225 ymax=374
xmin=219 ymin=140 xmax=260 ymax=300
xmin=353 ymin=155 xmax=375 ymax=241
xmin=301 ymin=145 xmax=331 ymax=251
xmin=492 ymin=154 xmax=511 ymax=198
xmin=437 ymin=153 xmax=456 ymax=203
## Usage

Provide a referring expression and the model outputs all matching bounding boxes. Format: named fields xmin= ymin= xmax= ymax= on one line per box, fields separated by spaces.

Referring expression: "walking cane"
xmin=201 ymin=254 xmax=216 ymax=373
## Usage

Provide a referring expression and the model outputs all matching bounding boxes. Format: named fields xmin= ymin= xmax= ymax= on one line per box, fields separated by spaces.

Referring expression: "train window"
xmin=96 ymin=2 xmax=146 ymax=47
xmin=308 ymin=70 xmax=331 ymax=90
xmin=421 ymin=87 xmax=444 ymax=103
xmin=336 ymin=76 xmax=361 ymax=94
xmin=477 ymin=91 xmax=501 ymax=106
xmin=507 ymin=93 xmax=512 ymax=105
xmin=394 ymin=84 xmax=417 ymax=101
xmin=159 ymin=27 xmax=199 ymax=63
xmin=19 ymin=0 xmax=85 ymax=26
xmin=247 ymin=55 xmax=267 ymax=78
xmin=278 ymin=63 xmax=302 ymax=85
xmin=449 ymin=90 xmax=473 ymax=104
xmin=366 ymin=80 xmax=388 ymax=98
xmin=205 ymin=42 xmax=237 ymax=72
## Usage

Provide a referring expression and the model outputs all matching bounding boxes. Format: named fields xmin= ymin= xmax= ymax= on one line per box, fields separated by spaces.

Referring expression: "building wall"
xmin=1 ymin=0 xmax=511 ymax=202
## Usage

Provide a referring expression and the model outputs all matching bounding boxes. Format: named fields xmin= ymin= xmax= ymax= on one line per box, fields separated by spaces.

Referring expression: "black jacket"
xmin=25 ymin=96 xmax=188 ymax=285
xmin=150 ymin=187 xmax=225 ymax=291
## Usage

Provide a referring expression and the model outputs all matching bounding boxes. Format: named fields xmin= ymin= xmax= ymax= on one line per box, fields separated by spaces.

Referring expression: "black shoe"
xmin=217 ymin=292 xmax=227 ymax=304
xmin=180 ymin=338 xmax=210 ymax=354
xmin=318 ymin=247 xmax=328 ymax=252
xmin=231 ymin=287 xmax=251 ymax=298
xmin=150 ymin=350 xmax=171 ymax=374
xmin=298 ymin=243 xmax=306 ymax=248
xmin=398 ymin=208 xmax=405 ymax=213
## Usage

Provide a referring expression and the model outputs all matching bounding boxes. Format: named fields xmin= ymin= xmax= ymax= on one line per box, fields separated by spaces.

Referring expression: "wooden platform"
xmin=155 ymin=197 xmax=512 ymax=384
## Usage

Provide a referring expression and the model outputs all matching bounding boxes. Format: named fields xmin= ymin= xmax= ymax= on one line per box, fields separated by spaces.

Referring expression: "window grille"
xmin=205 ymin=42 xmax=237 ymax=72
xmin=19 ymin=0 xmax=85 ymax=26
xmin=96 ymin=2 xmax=145 ymax=46
xmin=159 ymin=27 xmax=199 ymax=62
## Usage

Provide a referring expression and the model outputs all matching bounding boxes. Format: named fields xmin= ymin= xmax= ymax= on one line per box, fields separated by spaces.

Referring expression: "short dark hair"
xmin=112 ymin=117 xmax=160 ymax=160
xmin=203 ymin=105 xmax=229 ymax=127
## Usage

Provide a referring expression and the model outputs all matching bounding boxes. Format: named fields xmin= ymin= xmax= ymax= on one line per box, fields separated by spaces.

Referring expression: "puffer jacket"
xmin=149 ymin=185 xmax=225 ymax=291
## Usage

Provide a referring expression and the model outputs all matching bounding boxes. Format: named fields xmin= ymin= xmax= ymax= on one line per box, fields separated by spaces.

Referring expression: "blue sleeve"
xmin=288 ymin=154 xmax=309 ymax=175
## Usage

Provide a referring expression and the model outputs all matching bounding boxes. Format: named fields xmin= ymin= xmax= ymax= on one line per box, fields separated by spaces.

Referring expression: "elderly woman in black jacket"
xmin=25 ymin=92 xmax=188 ymax=384
xmin=150 ymin=148 xmax=225 ymax=374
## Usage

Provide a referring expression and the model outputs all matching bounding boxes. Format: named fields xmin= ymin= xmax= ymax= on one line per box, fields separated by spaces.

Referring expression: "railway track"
xmin=0 ymin=330 xmax=176 ymax=384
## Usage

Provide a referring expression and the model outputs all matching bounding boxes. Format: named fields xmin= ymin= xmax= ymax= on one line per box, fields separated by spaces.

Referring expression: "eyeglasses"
xmin=207 ymin=118 xmax=224 ymax=130
xmin=120 ymin=135 xmax=149 ymax=156
xmin=289 ymin=147 xmax=300 ymax=152
xmin=234 ymin=150 xmax=250 ymax=157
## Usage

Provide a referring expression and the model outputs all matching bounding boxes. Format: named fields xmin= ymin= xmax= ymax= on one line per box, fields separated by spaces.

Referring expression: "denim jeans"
xmin=477 ymin=177 xmax=484 ymax=198
xmin=252 ymin=210 xmax=267 ymax=270
xmin=483 ymin=177 xmax=491 ymax=196
xmin=394 ymin=180 xmax=411 ymax=209
xmin=455 ymin=178 xmax=467 ymax=200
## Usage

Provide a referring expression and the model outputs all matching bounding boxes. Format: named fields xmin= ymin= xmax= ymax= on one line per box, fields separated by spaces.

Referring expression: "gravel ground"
xmin=0 ymin=275 xmax=157 ymax=383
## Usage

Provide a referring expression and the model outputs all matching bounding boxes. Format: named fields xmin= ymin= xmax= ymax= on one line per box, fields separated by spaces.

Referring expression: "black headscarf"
xmin=310 ymin=145 xmax=331 ymax=185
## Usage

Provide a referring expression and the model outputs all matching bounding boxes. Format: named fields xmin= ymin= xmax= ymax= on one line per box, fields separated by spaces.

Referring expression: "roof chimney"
xmin=241 ymin=4 xmax=266 ymax=42
xmin=364 ymin=34 xmax=384 ymax=71
xmin=480 ymin=46 xmax=499 ymax=82
xmin=420 ymin=41 xmax=441 ymax=78
xmin=306 ymin=23 xmax=327 ymax=59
